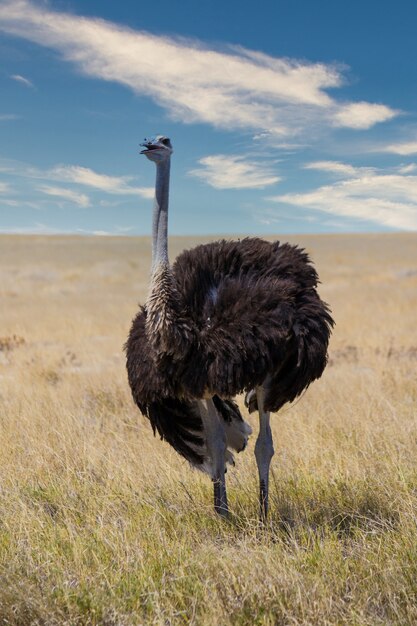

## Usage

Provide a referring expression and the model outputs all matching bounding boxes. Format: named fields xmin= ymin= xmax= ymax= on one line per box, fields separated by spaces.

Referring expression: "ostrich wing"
xmin=177 ymin=273 xmax=298 ymax=399
xmin=173 ymin=238 xmax=333 ymax=410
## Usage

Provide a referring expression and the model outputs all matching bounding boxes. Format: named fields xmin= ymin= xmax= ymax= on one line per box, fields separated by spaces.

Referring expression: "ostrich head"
xmin=140 ymin=135 xmax=173 ymax=163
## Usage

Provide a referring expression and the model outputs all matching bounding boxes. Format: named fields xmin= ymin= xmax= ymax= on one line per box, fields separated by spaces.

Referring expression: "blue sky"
xmin=1 ymin=0 xmax=417 ymax=235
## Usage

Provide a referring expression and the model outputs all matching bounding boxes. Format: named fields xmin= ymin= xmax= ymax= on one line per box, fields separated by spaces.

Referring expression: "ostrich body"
xmin=126 ymin=135 xmax=334 ymax=518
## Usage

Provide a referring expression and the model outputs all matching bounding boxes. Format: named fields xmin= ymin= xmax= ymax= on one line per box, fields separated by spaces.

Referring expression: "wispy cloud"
xmin=91 ymin=230 xmax=112 ymax=236
xmin=398 ymin=163 xmax=417 ymax=174
xmin=0 ymin=0 xmax=398 ymax=136
xmin=0 ymin=114 xmax=19 ymax=121
xmin=382 ymin=140 xmax=417 ymax=155
xmin=10 ymin=73 xmax=34 ymax=88
xmin=0 ymin=158 xmax=153 ymax=200
xmin=38 ymin=185 xmax=90 ymax=207
xmin=304 ymin=161 xmax=360 ymax=176
xmin=0 ymin=223 xmax=68 ymax=235
xmin=0 ymin=224 xmax=133 ymax=236
xmin=333 ymin=102 xmax=397 ymax=129
xmin=0 ymin=182 xmax=11 ymax=193
xmin=189 ymin=155 xmax=281 ymax=189
xmin=268 ymin=166 xmax=417 ymax=230
xmin=50 ymin=165 xmax=154 ymax=198
xmin=76 ymin=227 xmax=133 ymax=236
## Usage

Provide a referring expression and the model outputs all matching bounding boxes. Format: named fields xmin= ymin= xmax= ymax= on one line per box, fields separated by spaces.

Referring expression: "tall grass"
xmin=0 ymin=233 xmax=416 ymax=625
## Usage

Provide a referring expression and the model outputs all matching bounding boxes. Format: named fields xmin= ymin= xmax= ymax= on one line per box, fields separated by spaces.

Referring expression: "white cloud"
xmin=0 ymin=223 xmax=135 ymax=235
xmin=333 ymin=102 xmax=397 ymax=129
xmin=0 ymin=182 xmax=11 ymax=193
xmin=189 ymin=155 xmax=281 ymax=189
xmin=0 ymin=0 xmax=398 ymax=135
xmin=268 ymin=168 xmax=417 ymax=231
xmin=398 ymin=163 xmax=417 ymax=174
xmin=10 ymin=73 xmax=34 ymax=88
xmin=115 ymin=225 xmax=134 ymax=233
xmin=0 ymin=223 xmax=68 ymax=235
xmin=382 ymin=141 xmax=417 ymax=155
xmin=0 ymin=158 xmax=154 ymax=201
xmin=38 ymin=185 xmax=90 ymax=207
xmin=50 ymin=165 xmax=154 ymax=198
xmin=304 ymin=161 xmax=359 ymax=176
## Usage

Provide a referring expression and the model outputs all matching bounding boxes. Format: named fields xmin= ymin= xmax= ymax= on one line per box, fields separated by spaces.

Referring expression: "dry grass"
xmin=0 ymin=233 xmax=416 ymax=625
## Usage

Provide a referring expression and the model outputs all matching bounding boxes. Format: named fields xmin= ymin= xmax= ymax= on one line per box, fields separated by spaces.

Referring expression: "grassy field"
xmin=0 ymin=233 xmax=416 ymax=625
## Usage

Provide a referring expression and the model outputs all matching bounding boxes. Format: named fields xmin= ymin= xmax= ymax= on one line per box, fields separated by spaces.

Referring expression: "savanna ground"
xmin=0 ymin=233 xmax=416 ymax=625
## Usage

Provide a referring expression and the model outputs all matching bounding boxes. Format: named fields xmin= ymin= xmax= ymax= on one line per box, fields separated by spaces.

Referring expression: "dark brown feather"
xmin=125 ymin=237 xmax=334 ymax=462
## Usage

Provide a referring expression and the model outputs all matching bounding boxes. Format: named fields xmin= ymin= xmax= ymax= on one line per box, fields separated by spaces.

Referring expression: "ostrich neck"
xmin=152 ymin=159 xmax=170 ymax=268
xmin=146 ymin=155 xmax=193 ymax=358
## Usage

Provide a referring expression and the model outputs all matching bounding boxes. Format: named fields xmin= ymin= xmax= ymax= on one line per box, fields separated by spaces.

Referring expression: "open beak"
xmin=140 ymin=140 xmax=161 ymax=154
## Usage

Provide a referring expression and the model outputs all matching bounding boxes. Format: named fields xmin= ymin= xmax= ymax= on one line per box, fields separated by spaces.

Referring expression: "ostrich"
xmin=126 ymin=135 xmax=334 ymax=519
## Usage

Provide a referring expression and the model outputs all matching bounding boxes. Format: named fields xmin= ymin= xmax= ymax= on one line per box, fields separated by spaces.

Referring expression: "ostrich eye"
xmin=161 ymin=138 xmax=169 ymax=146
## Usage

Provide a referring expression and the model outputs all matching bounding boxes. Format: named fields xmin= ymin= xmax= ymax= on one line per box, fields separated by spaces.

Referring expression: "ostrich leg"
xmin=199 ymin=399 xmax=229 ymax=517
xmin=254 ymin=387 xmax=274 ymax=520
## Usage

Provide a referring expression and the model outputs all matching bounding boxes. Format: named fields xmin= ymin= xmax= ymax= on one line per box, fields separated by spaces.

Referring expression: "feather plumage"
xmin=126 ymin=237 xmax=333 ymax=460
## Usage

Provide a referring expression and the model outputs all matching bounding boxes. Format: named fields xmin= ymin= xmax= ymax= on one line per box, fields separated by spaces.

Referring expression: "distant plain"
xmin=0 ymin=233 xmax=416 ymax=625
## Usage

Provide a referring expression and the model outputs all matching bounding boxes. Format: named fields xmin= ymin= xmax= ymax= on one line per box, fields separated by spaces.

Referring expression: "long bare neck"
xmin=151 ymin=159 xmax=170 ymax=269
xmin=146 ymin=155 xmax=194 ymax=358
